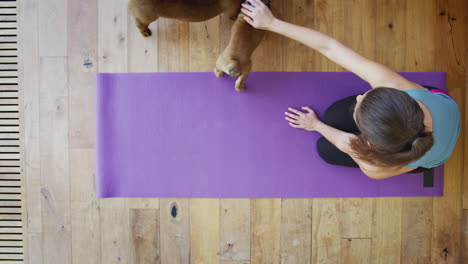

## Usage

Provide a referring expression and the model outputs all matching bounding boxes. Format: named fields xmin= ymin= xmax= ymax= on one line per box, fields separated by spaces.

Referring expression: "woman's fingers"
xmin=241 ymin=3 xmax=255 ymax=12
xmin=287 ymin=107 xmax=303 ymax=116
xmin=243 ymin=15 xmax=254 ymax=25
xmin=241 ymin=7 xmax=253 ymax=15
xmin=285 ymin=116 xmax=299 ymax=124
xmin=289 ymin=123 xmax=301 ymax=128
xmin=252 ymin=0 xmax=265 ymax=7
xmin=284 ymin=111 xmax=299 ymax=119
xmin=301 ymin=106 xmax=313 ymax=113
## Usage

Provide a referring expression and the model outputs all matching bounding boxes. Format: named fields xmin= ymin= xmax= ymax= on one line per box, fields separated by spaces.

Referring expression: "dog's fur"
xmin=128 ymin=0 xmax=244 ymax=37
xmin=214 ymin=11 xmax=265 ymax=91
xmin=129 ymin=0 xmax=267 ymax=91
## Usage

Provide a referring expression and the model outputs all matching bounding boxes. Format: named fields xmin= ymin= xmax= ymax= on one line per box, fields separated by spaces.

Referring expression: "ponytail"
xmin=350 ymin=132 xmax=433 ymax=167
xmin=391 ymin=132 xmax=434 ymax=165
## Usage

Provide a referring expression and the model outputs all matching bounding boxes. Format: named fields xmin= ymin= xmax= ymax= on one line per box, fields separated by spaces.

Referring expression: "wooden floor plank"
xmin=341 ymin=238 xmax=371 ymax=264
xmin=462 ymin=210 xmax=468 ymax=261
xmin=280 ymin=199 xmax=312 ymax=264
xmin=219 ymin=199 xmax=250 ymax=261
xmin=371 ymin=198 xmax=402 ymax=263
xmin=311 ymin=199 xmax=342 ymax=263
xmin=190 ymin=199 xmax=220 ymax=264
xmin=70 ymin=149 xmax=100 ymax=264
xmin=281 ymin=0 xmax=314 ymax=71
xmin=127 ymin=9 xmax=158 ymax=72
xmin=68 ymin=0 xmax=97 ymax=149
xmin=157 ymin=19 xmax=189 ymax=72
xmin=159 ymin=199 xmax=190 ymax=264
xmin=38 ymin=0 xmax=67 ymax=56
xmin=341 ymin=198 xmax=373 ymax=238
xmin=251 ymin=0 xmax=282 ymax=72
xmin=17 ymin=9 xmax=43 ymax=264
xmin=99 ymin=199 xmax=130 ymax=264
xmin=401 ymin=197 xmax=433 ymax=263
xmin=251 ymin=199 xmax=281 ymax=264
xmin=39 ymin=57 xmax=71 ymax=264
xmin=130 ymin=209 xmax=160 ymax=264
xmin=188 ymin=17 xmax=219 ymax=72
xmin=98 ymin=0 xmax=128 ymax=73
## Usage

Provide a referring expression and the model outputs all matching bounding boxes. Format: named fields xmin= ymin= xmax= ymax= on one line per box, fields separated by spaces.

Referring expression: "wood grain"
xmin=160 ymin=199 xmax=190 ymax=264
xmin=251 ymin=0 xmax=282 ymax=71
xmin=190 ymin=198 xmax=220 ymax=264
xmin=281 ymin=0 xmax=315 ymax=71
xmin=68 ymin=0 xmax=97 ymax=149
xmin=158 ymin=19 xmax=189 ymax=72
xmin=280 ymin=199 xmax=312 ymax=264
xmin=100 ymin=198 xmax=130 ymax=264
xmin=220 ymin=199 xmax=250 ymax=261
xmin=312 ymin=199 xmax=342 ymax=263
xmin=127 ymin=8 xmax=158 ymax=72
xmin=98 ymin=0 xmax=128 ymax=72
xmin=130 ymin=209 xmax=160 ymax=264
xmin=38 ymin=0 xmax=67 ymax=56
xmin=39 ymin=57 xmax=71 ymax=264
xmin=251 ymin=199 xmax=281 ymax=264
xmin=401 ymin=197 xmax=433 ymax=263
xmin=462 ymin=210 xmax=468 ymax=261
xmin=341 ymin=198 xmax=373 ymax=238
xmin=341 ymin=238 xmax=371 ymax=264
xmin=371 ymin=198 xmax=402 ymax=263
xmin=70 ymin=149 xmax=100 ymax=264
xmin=189 ymin=18 xmax=220 ymax=72
xmin=18 ymin=0 xmax=41 ymax=263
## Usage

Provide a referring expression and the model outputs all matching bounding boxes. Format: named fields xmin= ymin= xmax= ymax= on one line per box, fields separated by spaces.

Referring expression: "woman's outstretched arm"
xmin=241 ymin=0 xmax=424 ymax=91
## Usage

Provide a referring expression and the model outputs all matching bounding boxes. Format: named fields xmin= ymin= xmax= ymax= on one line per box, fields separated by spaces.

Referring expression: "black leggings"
xmin=316 ymin=89 xmax=435 ymax=174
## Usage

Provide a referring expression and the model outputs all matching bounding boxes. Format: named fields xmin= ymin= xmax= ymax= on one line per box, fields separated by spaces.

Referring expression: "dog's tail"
xmin=226 ymin=60 xmax=241 ymax=77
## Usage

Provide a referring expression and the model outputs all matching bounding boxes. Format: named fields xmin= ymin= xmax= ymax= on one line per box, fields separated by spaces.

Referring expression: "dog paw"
xmin=235 ymin=83 xmax=246 ymax=92
xmin=214 ymin=68 xmax=224 ymax=78
xmin=141 ymin=28 xmax=152 ymax=37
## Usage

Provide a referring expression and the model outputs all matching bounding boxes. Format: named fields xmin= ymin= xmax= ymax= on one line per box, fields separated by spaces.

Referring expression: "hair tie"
xmin=401 ymin=129 xmax=424 ymax=152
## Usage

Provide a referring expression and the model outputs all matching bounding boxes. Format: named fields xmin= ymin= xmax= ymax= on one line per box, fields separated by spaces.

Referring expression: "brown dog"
xmin=214 ymin=9 xmax=266 ymax=91
xmin=128 ymin=0 xmax=244 ymax=37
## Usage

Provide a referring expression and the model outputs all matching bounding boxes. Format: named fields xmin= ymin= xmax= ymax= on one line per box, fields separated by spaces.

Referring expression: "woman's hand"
xmin=241 ymin=0 xmax=277 ymax=30
xmin=285 ymin=107 xmax=322 ymax=131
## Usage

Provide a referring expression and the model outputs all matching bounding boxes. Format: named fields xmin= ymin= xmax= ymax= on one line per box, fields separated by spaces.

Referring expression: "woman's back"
xmin=403 ymin=89 xmax=460 ymax=168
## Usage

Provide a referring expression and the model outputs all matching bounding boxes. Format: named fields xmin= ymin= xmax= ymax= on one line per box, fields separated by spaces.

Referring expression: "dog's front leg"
xmin=235 ymin=72 xmax=251 ymax=91
xmin=214 ymin=67 xmax=224 ymax=78
xmin=134 ymin=17 xmax=154 ymax=37
xmin=235 ymin=61 xmax=251 ymax=91
xmin=214 ymin=56 xmax=225 ymax=78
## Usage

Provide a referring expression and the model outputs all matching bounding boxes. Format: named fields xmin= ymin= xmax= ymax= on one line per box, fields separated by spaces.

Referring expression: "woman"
xmin=241 ymin=0 xmax=460 ymax=179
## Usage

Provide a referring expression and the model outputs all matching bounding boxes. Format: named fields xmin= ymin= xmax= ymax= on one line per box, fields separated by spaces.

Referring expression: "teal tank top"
xmin=402 ymin=89 xmax=460 ymax=168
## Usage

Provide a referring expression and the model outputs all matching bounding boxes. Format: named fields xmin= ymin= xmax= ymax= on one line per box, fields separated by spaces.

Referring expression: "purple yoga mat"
xmin=95 ymin=72 xmax=445 ymax=198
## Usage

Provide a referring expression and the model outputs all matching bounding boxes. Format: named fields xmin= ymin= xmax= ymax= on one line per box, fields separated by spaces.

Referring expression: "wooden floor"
xmin=17 ymin=0 xmax=468 ymax=263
